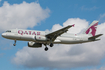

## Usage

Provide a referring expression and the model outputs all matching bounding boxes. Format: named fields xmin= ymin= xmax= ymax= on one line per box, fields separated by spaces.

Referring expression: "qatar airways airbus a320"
xmin=2 ymin=21 xmax=103 ymax=51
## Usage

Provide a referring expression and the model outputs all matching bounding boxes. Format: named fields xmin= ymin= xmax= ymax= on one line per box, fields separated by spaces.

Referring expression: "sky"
xmin=1 ymin=0 xmax=105 ymax=70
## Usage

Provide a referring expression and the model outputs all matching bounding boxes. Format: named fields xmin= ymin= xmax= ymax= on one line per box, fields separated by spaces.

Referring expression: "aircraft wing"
xmin=46 ymin=24 xmax=75 ymax=41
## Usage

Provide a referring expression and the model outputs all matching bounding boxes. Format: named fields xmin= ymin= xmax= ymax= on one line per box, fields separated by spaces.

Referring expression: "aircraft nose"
xmin=2 ymin=33 xmax=6 ymax=37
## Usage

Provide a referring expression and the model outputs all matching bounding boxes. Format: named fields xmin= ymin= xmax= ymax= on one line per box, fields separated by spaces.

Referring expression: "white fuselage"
xmin=2 ymin=29 xmax=96 ymax=45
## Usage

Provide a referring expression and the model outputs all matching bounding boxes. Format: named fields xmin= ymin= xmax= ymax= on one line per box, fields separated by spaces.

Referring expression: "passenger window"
xmin=6 ymin=30 xmax=11 ymax=32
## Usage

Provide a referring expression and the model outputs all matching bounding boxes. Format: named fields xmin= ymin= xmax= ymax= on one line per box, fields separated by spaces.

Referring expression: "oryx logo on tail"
xmin=85 ymin=21 xmax=98 ymax=36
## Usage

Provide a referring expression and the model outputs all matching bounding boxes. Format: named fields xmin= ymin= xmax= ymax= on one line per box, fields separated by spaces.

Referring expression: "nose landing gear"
xmin=13 ymin=40 xmax=16 ymax=46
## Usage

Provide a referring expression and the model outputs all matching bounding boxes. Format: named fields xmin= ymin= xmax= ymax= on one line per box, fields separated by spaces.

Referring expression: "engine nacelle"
xmin=35 ymin=36 xmax=48 ymax=41
xmin=28 ymin=41 xmax=42 ymax=48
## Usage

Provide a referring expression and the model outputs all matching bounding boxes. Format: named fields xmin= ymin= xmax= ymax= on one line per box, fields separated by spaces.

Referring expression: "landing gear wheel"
xmin=50 ymin=43 xmax=53 ymax=47
xmin=13 ymin=44 xmax=16 ymax=46
xmin=44 ymin=47 xmax=48 ymax=51
xmin=13 ymin=40 xmax=16 ymax=46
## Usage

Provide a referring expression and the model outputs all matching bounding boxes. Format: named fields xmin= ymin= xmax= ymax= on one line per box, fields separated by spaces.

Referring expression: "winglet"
xmin=72 ymin=24 xmax=75 ymax=27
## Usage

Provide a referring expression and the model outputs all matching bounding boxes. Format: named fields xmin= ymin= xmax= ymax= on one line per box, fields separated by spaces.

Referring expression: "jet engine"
xmin=28 ymin=41 xmax=42 ymax=48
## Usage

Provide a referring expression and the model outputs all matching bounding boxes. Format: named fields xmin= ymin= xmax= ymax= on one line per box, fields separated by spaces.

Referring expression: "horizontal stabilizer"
xmin=88 ymin=34 xmax=103 ymax=40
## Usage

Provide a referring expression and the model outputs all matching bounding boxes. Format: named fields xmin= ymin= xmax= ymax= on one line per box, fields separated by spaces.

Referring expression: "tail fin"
xmin=83 ymin=21 xmax=99 ymax=36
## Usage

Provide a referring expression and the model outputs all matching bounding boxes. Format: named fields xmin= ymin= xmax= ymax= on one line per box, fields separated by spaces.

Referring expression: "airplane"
xmin=2 ymin=21 xmax=103 ymax=51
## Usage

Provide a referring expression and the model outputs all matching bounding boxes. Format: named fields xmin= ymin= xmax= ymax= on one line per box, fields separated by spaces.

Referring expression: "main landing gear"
xmin=44 ymin=43 xmax=54 ymax=51
xmin=13 ymin=40 xmax=16 ymax=46
xmin=50 ymin=43 xmax=53 ymax=47
xmin=45 ymin=47 xmax=48 ymax=51
xmin=44 ymin=44 xmax=48 ymax=51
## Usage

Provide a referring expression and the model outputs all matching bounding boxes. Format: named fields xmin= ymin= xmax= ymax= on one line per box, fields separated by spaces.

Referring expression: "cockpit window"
xmin=6 ymin=30 xmax=11 ymax=32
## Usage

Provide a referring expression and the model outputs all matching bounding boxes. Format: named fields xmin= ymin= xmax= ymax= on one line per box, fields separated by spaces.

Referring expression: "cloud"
xmin=51 ymin=18 xmax=88 ymax=34
xmin=99 ymin=13 xmax=105 ymax=23
xmin=63 ymin=18 xmax=88 ymax=34
xmin=0 ymin=1 xmax=50 ymax=32
xmin=81 ymin=6 xmax=98 ymax=11
xmin=12 ymin=18 xmax=105 ymax=69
